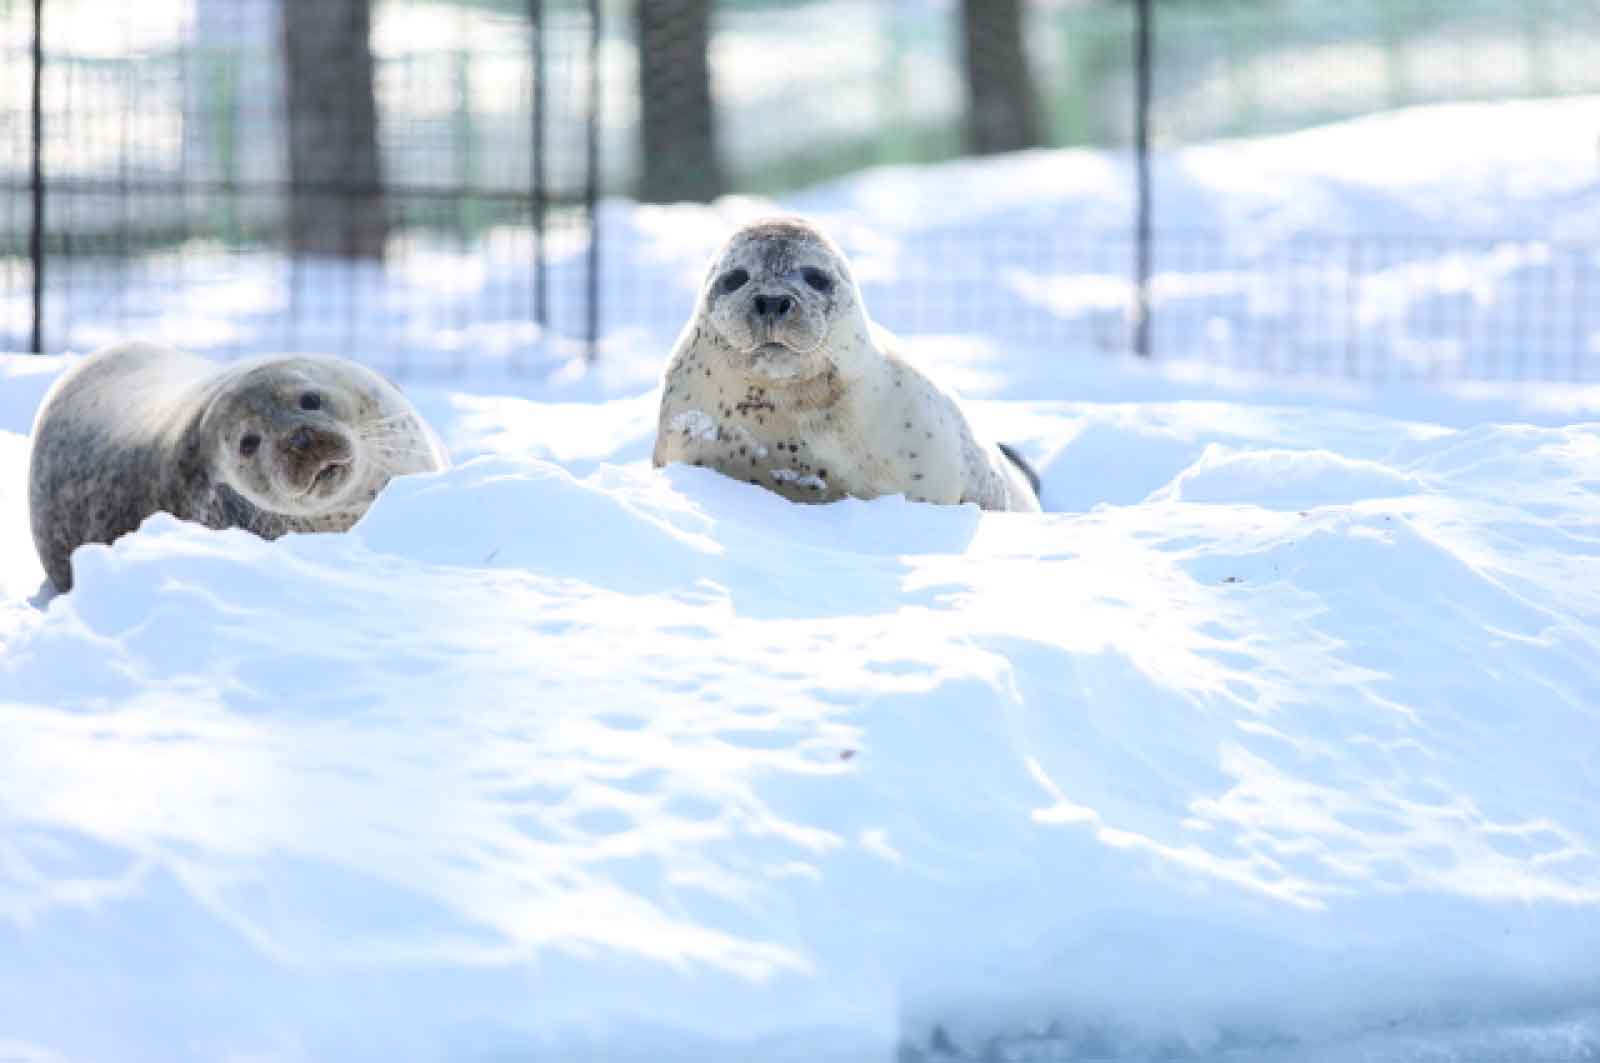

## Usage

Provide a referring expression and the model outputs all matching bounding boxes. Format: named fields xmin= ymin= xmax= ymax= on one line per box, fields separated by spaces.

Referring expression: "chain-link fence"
xmin=2 ymin=0 xmax=605 ymax=372
xmin=3 ymin=0 xmax=1598 ymax=380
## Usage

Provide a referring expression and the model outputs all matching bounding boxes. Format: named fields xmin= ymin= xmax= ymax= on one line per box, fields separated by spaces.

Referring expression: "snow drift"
xmin=2 ymin=403 xmax=1599 ymax=1060
xmin=3 ymin=96 xmax=1600 ymax=1061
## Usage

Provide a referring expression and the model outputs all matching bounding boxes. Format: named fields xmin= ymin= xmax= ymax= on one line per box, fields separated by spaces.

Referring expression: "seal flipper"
xmin=996 ymin=442 xmax=1041 ymax=500
xmin=213 ymin=481 xmax=259 ymax=530
xmin=213 ymin=483 xmax=295 ymax=539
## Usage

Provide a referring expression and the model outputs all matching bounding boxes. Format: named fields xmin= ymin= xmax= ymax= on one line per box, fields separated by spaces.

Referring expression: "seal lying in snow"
xmin=28 ymin=339 xmax=447 ymax=591
xmin=652 ymin=216 xmax=1041 ymax=512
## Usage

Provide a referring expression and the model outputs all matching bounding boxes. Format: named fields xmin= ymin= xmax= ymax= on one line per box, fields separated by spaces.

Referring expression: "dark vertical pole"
xmin=1132 ymin=0 xmax=1152 ymax=359
xmin=29 ymin=0 xmax=45 ymax=354
xmin=528 ymin=0 xmax=546 ymax=333
xmin=584 ymin=0 xmax=601 ymax=363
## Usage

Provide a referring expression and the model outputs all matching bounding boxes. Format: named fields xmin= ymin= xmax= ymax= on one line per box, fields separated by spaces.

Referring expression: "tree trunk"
xmin=960 ymin=0 xmax=1043 ymax=155
xmin=280 ymin=0 xmax=387 ymax=259
xmin=635 ymin=0 xmax=725 ymax=203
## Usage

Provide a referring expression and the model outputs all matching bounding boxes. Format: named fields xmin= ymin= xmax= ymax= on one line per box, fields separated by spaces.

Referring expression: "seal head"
xmin=200 ymin=359 xmax=368 ymax=517
xmin=699 ymin=218 xmax=871 ymax=386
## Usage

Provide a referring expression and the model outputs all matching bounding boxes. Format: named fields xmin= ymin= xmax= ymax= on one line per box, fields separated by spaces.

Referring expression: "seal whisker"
xmin=361 ymin=441 xmax=432 ymax=459
xmin=358 ymin=414 xmax=422 ymax=432
xmin=358 ymin=429 xmax=430 ymax=449
xmin=360 ymin=441 xmax=435 ymax=475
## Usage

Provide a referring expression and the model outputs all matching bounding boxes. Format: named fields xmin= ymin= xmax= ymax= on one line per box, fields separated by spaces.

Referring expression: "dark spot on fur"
xmin=734 ymin=390 xmax=777 ymax=417
xmin=913 ymin=473 xmax=924 ymax=481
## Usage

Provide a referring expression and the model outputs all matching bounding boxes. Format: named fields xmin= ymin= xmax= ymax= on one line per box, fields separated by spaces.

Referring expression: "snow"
xmin=3 ymin=98 xmax=1600 ymax=1061
xmin=768 ymin=467 xmax=827 ymax=490
xmin=669 ymin=409 xmax=722 ymax=443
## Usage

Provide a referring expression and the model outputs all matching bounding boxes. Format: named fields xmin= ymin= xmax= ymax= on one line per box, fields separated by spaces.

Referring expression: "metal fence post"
xmin=1133 ymin=0 xmax=1152 ymax=359
xmin=30 ymin=0 xmax=45 ymax=354
xmin=584 ymin=0 xmax=601 ymax=364
xmin=528 ymin=0 xmax=547 ymax=334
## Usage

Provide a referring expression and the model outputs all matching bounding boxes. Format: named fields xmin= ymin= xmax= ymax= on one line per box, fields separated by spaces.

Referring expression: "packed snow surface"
xmin=2 ymin=99 xmax=1600 ymax=1061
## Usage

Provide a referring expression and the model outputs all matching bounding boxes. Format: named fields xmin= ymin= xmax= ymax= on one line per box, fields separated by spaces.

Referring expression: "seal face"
xmin=653 ymin=216 xmax=1041 ymax=513
xmin=699 ymin=216 xmax=851 ymax=387
xmin=28 ymin=340 xmax=448 ymax=591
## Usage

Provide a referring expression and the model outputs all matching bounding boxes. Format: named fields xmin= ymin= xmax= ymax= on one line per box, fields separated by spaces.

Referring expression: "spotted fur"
xmin=653 ymin=216 xmax=1041 ymax=512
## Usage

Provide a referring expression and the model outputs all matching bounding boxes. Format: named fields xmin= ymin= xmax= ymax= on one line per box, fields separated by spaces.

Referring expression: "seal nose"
xmin=752 ymin=293 xmax=793 ymax=321
xmin=286 ymin=426 xmax=315 ymax=454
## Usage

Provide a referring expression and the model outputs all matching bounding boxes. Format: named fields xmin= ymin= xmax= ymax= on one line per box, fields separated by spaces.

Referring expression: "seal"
xmin=652 ymin=216 xmax=1041 ymax=512
xmin=28 ymin=339 xmax=448 ymax=591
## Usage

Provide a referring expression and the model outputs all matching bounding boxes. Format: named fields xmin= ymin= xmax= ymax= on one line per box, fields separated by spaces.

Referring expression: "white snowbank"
xmin=3 ymin=98 xmax=1600 ymax=1060
xmin=1148 ymin=445 xmax=1422 ymax=507
xmin=2 ymin=380 xmax=1599 ymax=1060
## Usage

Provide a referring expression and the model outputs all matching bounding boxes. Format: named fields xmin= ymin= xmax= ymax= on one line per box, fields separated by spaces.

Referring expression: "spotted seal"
xmin=652 ymin=216 xmax=1041 ymax=512
xmin=28 ymin=340 xmax=447 ymax=591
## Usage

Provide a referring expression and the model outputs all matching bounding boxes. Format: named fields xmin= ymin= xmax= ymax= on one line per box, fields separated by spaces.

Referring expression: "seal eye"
xmin=719 ymin=268 xmax=749 ymax=294
xmin=239 ymin=433 xmax=261 ymax=458
xmin=801 ymin=267 xmax=833 ymax=293
xmin=299 ymin=392 xmax=321 ymax=411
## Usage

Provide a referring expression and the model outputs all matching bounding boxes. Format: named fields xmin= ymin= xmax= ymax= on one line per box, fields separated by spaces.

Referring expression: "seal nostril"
xmin=754 ymin=293 xmax=793 ymax=321
xmin=287 ymin=427 xmax=314 ymax=453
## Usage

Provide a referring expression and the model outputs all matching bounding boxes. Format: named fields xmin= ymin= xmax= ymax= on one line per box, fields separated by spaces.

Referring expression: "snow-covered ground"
xmin=2 ymin=98 xmax=1600 ymax=1061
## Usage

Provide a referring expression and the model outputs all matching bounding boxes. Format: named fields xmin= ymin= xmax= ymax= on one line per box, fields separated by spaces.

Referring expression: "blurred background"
xmin=2 ymin=0 xmax=1598 ymax=379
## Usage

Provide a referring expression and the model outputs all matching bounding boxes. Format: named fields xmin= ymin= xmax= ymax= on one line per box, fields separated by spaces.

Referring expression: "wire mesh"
xmin=1 ymin=0 xmax=1596 ymax=381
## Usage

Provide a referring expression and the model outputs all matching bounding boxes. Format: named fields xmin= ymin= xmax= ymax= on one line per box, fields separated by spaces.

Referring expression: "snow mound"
xmin=5 ymin=93 xmax=1600 ymax=1060
xmin=2 ymin=410 xmax=1599 ymax=1060
xmin=1151 ymin=445 xmax=1423 ymax=508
